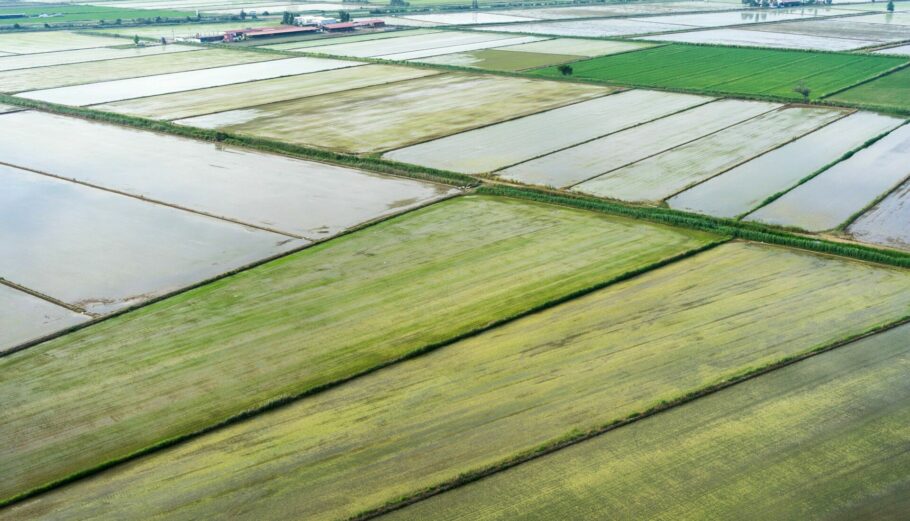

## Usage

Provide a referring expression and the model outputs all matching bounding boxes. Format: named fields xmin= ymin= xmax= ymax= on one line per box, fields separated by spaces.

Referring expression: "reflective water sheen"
xmin=748 ymin=124 xmax=910 ymax=231
xmin=0 ymin=111 xmax=455 ymax=238
xmin=0 ymin=164 xmax=304 ymax=314
xmin=0 ymin=284 xmax=88 ymax=352
xmin=849 ymin=180 xmax=910 ymax=251
xmin=670 ymin=112 xmax=903 ymax=218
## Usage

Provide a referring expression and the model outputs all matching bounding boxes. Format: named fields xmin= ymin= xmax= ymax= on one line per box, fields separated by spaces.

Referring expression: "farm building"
xmin=222 ymin=25 xmax=319 ymax=42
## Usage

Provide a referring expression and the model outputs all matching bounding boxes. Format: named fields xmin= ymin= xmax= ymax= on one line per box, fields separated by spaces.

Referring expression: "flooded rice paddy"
xmin=178 ymin=73 xmax=607 ymax=153
xmin=384 ymin=90 xmax=706 ymax=175
xmin=498 ymin=99 xmax=777 ymax=188
xmin=0 ymin=48 xmax=273 ymax=93
xmin=574 ymin=106 xmax=845 ymax=202
xmin=378 ymin=36 xmax=545 ymax=61
xmin=95 ymin=64 xmax=438 ymax=120
xmin=0 ymin=31 xmax=120 ymax=54
xmin=474 ymin=18 xmax=694 ymax=38
xmin=19 ymin=56 xmax=359 ymax=105
xmin=637 ymin=28 xmax=874 ymax=50
xmin=0 ymin=111 xmax=457 ymax=239
xmin=849 ymin=179 xmax=910 ymax=251
xmin=0 ymin=44 xmax=199 ymax=73
xmin=300 ymin=30 xmax=523 ymax=58
xmin=0 ymin=163 xmax=304 ymax=315
xmin=494 ymin=38 xmax=651 ymax=57
xmin=748 ymin=123 xmax=910 ymax=231
xmin=0 ymin=284 xmax=88 ymax=353
xmin=669 ymin=112 xmax=904 ymax=218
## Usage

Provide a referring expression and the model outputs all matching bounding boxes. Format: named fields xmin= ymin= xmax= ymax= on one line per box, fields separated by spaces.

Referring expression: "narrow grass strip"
xmin=477 ymin=184 xmax=910 ymax=268
xmin=348 ymin=313 xmax=910 ymax=521
xmin=0 ymin=238 xmax=727 ymax=510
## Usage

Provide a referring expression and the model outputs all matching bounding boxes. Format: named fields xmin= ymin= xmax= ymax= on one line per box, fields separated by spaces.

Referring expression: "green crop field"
xmin=383 ymin=322 xmax=910 ymax=521
xmin=0 ymin=195 xmax=717 ymax=504
xmin=5 ymin=242 xmax=910 ymax=520
xmin=532 ymin=44 xmax=908 ymax=100
xmin=828 ymin=65 xmax=910 ymax=113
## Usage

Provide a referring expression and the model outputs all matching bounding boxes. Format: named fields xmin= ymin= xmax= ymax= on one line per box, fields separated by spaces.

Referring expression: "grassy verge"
xmin=0 ymin=94 xmax=478 ymax=188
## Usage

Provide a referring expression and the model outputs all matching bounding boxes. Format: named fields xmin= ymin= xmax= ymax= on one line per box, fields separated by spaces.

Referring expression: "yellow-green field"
xmin=176 ymin=73 xmax=611 ymax=153
xmin=383 ymin=322 xmax=910 ymax=521
xmin=6 ymin=242 xmax=910 ymax=520
xmin=0 ymin=196 xmax=716 ymax=503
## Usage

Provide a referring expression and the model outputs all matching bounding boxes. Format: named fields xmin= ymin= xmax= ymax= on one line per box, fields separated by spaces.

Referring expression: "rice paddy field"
xmin=573 ymin=106 xmax=846 ymax=202
xmin=747 ymin=123 xmax=910 ymax=231
xmin=416 ymin=48 xmax=580 ymax=71
xmin=639 ymin=26 xmax=877 ymax=50
xmin=384 ymin=90 xmax=710 ymax=174
xmin=668 ymin=111 xmax=904 ymax=218
xmin=0 ymin=42 xmax=198 ymax=72
xmin=176 ymin=73 xmax=609 ymax=153
xmin=496 ymin=99 xmax=778 ymax=187
xmin=474 ymin=18 xmax=694 ymax=37
xmin=382 ymin=322 xmax=910 ymax=521
xmin=750 ymin=17 xmax=910 ymax=43
xmin=0 ymin=108 xmax=454 ymax=348
xmin=532 ymin=44 xmax=908 ymax=99
xmin=260 ymin=28 xmax=437 ymax=51
xmin=0 ymin=162 xmax=304 ymax=316
xmin=5 ymin=242 xmax=910 ymax=519
xmin=95 ymin=19 xmax=275 ymax=38
xmin=848 ymin=179 xmax=910 ymax=251
xmin=414 ymin=38 xmax=650 ymax=71
xmin=0 ymin=284 xmax=89 ymax=352
xmin=0 ymin=47 xmax=274 ymax=93
xmin=95 ymin=64 xmax=438 ymax=120
xmin=293 ymin=30 xmax=542 ymax=59
xmin=0 ymin=31 xmax=123 ymax=54
xmin=0 ymin=4 xmax=192 ymax=26
xmin=0 ymin=195 xmax=719 ymax=503
xmin=829 ymin=65 xmax=910 ymax=112
xmin=20 ymin=55 xmax=359 ymax=105
xmin=4 ymin=2 xmax=910 ymax=518
xmin=877 ymin=43 xmax=910 ymax=56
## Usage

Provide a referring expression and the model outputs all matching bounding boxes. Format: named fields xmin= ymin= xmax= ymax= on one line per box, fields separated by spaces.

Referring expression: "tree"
xmin=133 ymin=34 xmax=140 ymax=45
xmin=557 ymin=64 xmax=573 ymax=76
xmin=793 ymin=81 xmax=811 ymax=101
xmin=339 ymin=10 xmax=351 ymax=22
xmin=239 ymin=9 xmax=246 ymax=20
xmin=282 ymin=11 xmax=294 ymax=25
xmin=888 ymin=0 xmax=895 ymax=11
